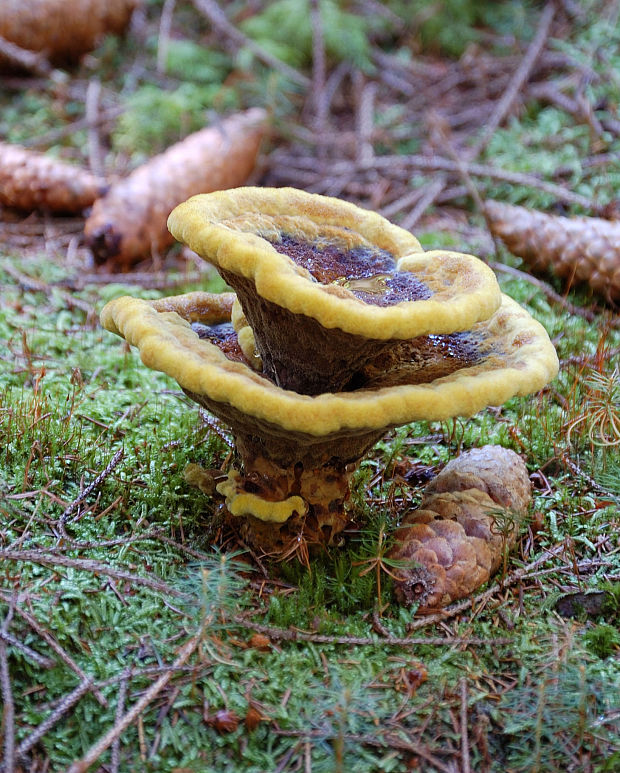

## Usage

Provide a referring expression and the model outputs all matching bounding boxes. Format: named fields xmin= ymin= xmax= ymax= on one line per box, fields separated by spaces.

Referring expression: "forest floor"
xmin=1 ymin=1 xmax=619 ymax=771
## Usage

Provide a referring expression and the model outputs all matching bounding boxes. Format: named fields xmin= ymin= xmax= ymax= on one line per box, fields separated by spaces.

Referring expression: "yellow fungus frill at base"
xmin=217 ymin=471 xmax=308 ymax=524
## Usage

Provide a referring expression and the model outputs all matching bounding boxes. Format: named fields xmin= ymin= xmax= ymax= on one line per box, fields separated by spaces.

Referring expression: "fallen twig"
xmin=2 ymin=262 xmax=95 ymax=317
xmin=0 ymin=606 xmax=16 ymax=773
xmin=460 ymin=677 xmax=471 ymax=773
xmin=271 ymin=152 xmax=595 ymax=210
xmin=490 ymin=261 xmax=613 ymax=325
xmin=0 ymin=33 xmax=60 ymax=79
xmin=0 ymin=628 xmax=55 ymax=669
xmin=21 ymin=105 xmax=126 ymax=149
xmin=156 ymin=0 xmax=177 ymax=74
xmin=110 ymin=669 xmax=131 ymax=773
xmin=58 ymin=447 xmax=124 ymax=526
xmin=192 ymin=0 xmax=309 ymax=87
xmin=85 ymin=78 xmax=105 ymax=178
xmin=390 ymin=0 xmax=556 ymax=227
xmin=0 ymin=594 xmax=108 ymax=707
xmin=231 ymin=617 xmax=511 ymax=648
xmin=66 ymin=627 xmax=204 ymax=773
xmin=16 ymin=677 xmax=95 ymax=761
xmin=470 ymin=2 xmax=556 ymax=158
xmin=0 ymin=549 xmax=188 ymax=599
xmin=274 ymin=728 xmax=455 ymax=773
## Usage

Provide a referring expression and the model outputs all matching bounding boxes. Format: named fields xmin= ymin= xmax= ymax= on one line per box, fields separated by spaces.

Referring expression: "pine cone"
xmin=0 ymin=0 xmax=137 ymax=66
xmin=485 ymin=200 xmax=620 ymax=305
xmin=388 ymin=446 xmax=531 ymax=610
xmin=0 ymin=141 xmax=106 ymax=214
xmin=84 ymin=108 xmax=267 ymax=269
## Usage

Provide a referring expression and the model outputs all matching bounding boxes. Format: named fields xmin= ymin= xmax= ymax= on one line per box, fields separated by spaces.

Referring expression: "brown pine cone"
xmin=0 ymin=0 xmax=137 ymax=66
xmin=388 ymin=445 xmax=531 ymax=610
xmin=0 ymin=142 xmax=106 ymax=214
xmin=84 ymin=108 xmax=268 ymax=269
xmin=485 ymin=200 xmax=620 ymax=305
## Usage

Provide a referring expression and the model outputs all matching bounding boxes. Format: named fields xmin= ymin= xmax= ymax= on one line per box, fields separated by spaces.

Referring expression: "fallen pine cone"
xmin=0 ymin=0 xmax=137 ymax=66
xmin=84 ymin=108 xmax=268 ymax=269
xmin=388 ymin=445 xmax=531 ymax=610
xmin=485 ymin=199 xmax=620 ymax=305
xmin=0 ymin=141 xmax=106 ymax=214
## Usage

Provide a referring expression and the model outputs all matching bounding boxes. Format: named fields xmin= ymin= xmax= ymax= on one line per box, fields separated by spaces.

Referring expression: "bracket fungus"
xmin=101 ymin=187 xmax=558 ymax=558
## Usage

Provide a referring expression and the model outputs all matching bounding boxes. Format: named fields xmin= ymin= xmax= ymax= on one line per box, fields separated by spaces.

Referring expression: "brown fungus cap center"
xmin=271 ymin=234 xmax=432 ymax=307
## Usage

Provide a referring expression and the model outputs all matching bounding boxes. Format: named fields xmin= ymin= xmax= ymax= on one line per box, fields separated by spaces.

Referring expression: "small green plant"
xmin=239 ymin=0 xmax=379 ymax=70
xmin=583 ymin=623 xmax=620 ymax=659
xmin=113 ymin=83 xmax=238 ymax=156
xmin=566 ymin=367 xmax=620 ymax=462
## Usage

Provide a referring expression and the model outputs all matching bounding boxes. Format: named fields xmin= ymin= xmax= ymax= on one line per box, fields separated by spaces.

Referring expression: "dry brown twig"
xmin=274 ymin=728 xmax=455 ymax=773
xmin=309 ymin=0 xmax=328 ymax=166
xmin=0 ymin=549 xmax=189 ymax=599
xmin=460 ymin=677 xmax=472 ymax=773
xmin=16 ymin=677 xmax=95 ymax=763
xmin=0 ymin=628 xmax=55 ymax=669
xmin=470 ymin=2 xmax=556 ymax=158
xmin=85 ymin=78 xmax=105 ymax=178
xmin=66 ymin=626 xmax=204 ymax=773
xmin=1 ymin=262 xmax=95 ymax=317
xmin=57 ymin=447 xmax=124 ymax=531
xmin=404 ymin=1 xmax=556 ymax=228
xmin=0 ymin=33 xmax=61 ymax=78
xmin=230 ymin=616 xmax=511 ymax=649
xmin=489 ymin=261 xmax=619 ymax=326
xmin=0 ymin=592 xmax=108 ymax=707
xmin=110 ymin=669 xmax=131 ymax=773
xmin=156 ymin=0 xmax=177 ymax=74
xmin=192 ymin=0 xmax=309 ymax=87
xmin=0 ymin=604 xmax=16 ymax=773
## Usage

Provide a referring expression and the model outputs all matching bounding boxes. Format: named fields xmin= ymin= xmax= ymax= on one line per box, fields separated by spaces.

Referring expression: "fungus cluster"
xmin=101 ymin=187 xmax=558 ymax=557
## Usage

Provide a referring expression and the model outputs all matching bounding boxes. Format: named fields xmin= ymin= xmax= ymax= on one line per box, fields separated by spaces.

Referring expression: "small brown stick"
xmin=274 ymin=729 xmax=454 ymax=773
xmin=402 ymin=1 xmax=556 ymax=228
xmin=59 ymin=447 xmax=124 ymax=526
xmin=192 ymin=0 xmax=309 ymax=87
xmin=0 ymin=628 xmax=55 ymax=669
xmin=401 ymin=176 xmax=447 ymax=230
xmin=0 ymin=594 xmax=108 ymax=707
xmin=0 ymin=607 xmax=16 ymax=773
xmin=489 ymin=261 xmax=616 ymax=325
xmin=0 ymin=550 xmax=189 ymax=599
xmin=469 ymin=2 xmax=556 ymax=158
xmin=85 ymin=79 xmax=105 ymax=178
xmin=560 ymin=345 xmax=620 ymax=369
xmin=110 ymin=669 xmax=131 ymax=773
xmin=273 ymin=153 xmax=594 ymax=210
xmin=562 ymin=455 xmax=611 ymax=497
xmin=379 ymin=186 xmax=426 ymax=219
xmin=309 ymin=0 xmax=328 ymax=165
xmin=231 ymin=617 xmax=510 ymax=648
xmin=2 ymin=262 xmax=94 ymax=317
xmin=529 ymin=81 xmax=606 ymax=140
xmin=356 ymin=77 xmax=376 ymax=166
xmin=460 ymin=678 xmax=471 ymax=773
xmin=66 ymin=627 xmax=204 ymax=773
xmin=0 ymin=34 xmax=60 ymax=79
xmin=22 ymin=106 xmax=125 ymax=149
xmin=60 ymin=269 xmax=207 ymax=291
xmin=16 ymin=677 xmax=95 ymax=760
xmin=157 ymin=0 xmax=177 ymax=73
